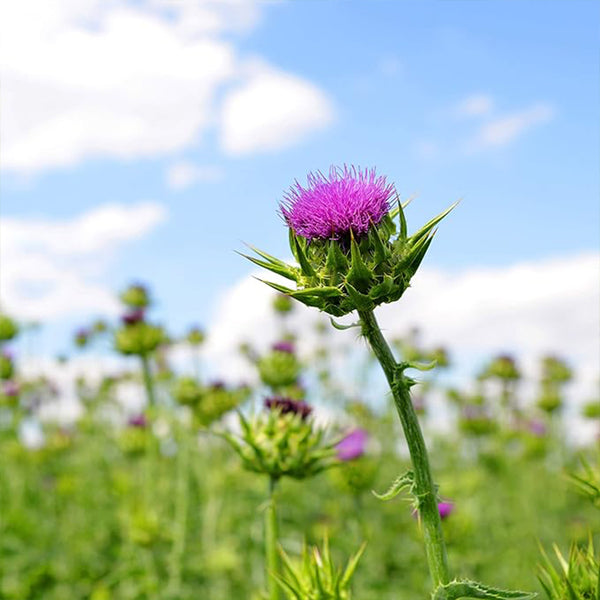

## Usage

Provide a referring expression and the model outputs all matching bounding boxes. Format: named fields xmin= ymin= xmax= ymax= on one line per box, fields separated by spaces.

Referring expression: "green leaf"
xmin=345 ymin=283 xmax=373 ymax=311
xmin=326 ymin=240 xmax=349 ymax=273
xmin=256 ymin=278 xmax=295 ymax=295
xmin=329 ymin=317 xmax=360 ymax=331
xmin=373 ymin=470 xmax=414 ymax=501
xmin=340 ymin=542 xmax=367 ymax=587
xmin=433 ymin=579 xmax=537 ymax=600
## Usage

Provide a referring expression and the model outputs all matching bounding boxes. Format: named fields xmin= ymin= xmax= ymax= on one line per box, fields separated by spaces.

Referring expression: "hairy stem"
xmin=265 ymin=476 xmax=280 ymax=600
xmin=358 ymin=309 xmax=450 ymax=588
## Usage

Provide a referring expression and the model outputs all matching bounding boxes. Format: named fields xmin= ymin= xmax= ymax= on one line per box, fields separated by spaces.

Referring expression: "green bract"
xmin=243 ymin=201 xmax=457 ymax=317
xmin=222 ymin=410 xmax=337 ymax=481
xmin=114 ymin=322 xmax=165 ymax=356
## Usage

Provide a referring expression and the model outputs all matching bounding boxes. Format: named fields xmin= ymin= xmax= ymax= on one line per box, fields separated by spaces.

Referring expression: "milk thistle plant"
xmin=245 ymin=166 xmax=536 ymax=599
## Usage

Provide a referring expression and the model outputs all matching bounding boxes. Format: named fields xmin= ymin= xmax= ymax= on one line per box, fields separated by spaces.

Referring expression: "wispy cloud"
xmin=467 ymin=103 xmax=555 ymax=151
xmin=455 ymin=93 xmax=494 ymax=117
xmin=166 ymin=162 xmax=224 ymax=190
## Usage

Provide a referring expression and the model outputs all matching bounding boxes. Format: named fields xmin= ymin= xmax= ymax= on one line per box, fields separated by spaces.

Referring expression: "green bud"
xmin=222 ymin=409 xmax=337 ymax=481
xmin=186 ymin=326 xmax=205 ymax=346
xmin=273 ymin=293 xmax=294 ymax=315
xmin=120 ymin=283 xmax=151 ymax=309
xmin=0 ymin=314 xmax=19 ymax=342
xmin=257 ymin=349 xmax=301 ymax=389
xmin=0 ymin=354 xmax=14 ymax=380
xmin=114 ymin=322 xmax=165 ymax=356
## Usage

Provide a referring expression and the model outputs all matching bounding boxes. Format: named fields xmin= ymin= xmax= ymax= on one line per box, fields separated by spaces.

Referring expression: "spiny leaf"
xmin=256 ymin=278 xmax=295 ymax=296
xmin=290 ymin=286 xmax=343 ymax=299
xmin=347 ymin=235 xmax=373 ymax=292
xmin=293 ymin=235 xmax=316 ymax=277
xmin=373 ymin=470 xmax=414 ymax=501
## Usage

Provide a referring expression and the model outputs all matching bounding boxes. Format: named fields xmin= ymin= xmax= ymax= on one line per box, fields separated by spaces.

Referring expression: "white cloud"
xmin=166 ymin=161 xmax=224 ymax=190
xmin=219 ymin=62 xmax=335 ymax=155
xmin=203 ymin=253 xmax=600 ymax=391
xmin=468 ymin=103 xmax=555 ymax=150
xmin=455 ymin=94 xmax=494 ymax=117
xmin=0 ymin=1 xmax=333 ymax=174
xmin=0 ymin=202 xmax=167 ymax=320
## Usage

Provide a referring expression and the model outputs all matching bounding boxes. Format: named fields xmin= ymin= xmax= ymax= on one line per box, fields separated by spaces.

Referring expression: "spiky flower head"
xmin=276 ymin=537 xmax=366 ymax=600
xmin=265 ymin=396 xmax=312 ymax=420
xmin=281 ymin=166 xmax=394 ymax=241
xmin=258 ymin=345 xmax=301 ymax=389
xmin=221 ymin=403 xmax=337 ymax=481
xmin=243 ymin=165 xmax=456 ymax=317
xmin=114 ymin=322 xmax=165 ymax=357
xmin=120 ymin=283 xmax=151 ymax=309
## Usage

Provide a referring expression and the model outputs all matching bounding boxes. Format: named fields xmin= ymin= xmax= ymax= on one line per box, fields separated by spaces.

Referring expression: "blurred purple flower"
xmin=336 ymin=428 xmax=369 ymax=461
xmin=438 ymin=501 xmax=454 ymax=520
xmin=272 ymin=341 xmax=295 ymax=354
xmin=2 ymin=380 xmax=19 ymax=397
xmin=528 ymin=419 xmax=547 ymax=437
xmin=121 ymin=308 xmax=145 ymax=326
xmin=128 ymin=414 xmax=147 ymax=428
xmin=281 ymin=166 xmax=395 ymax=241
xmin=265 ymin=396 xmax=312 ymax=420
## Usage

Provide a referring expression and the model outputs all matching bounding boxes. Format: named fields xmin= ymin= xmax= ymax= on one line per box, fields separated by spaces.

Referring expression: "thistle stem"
xmin=358 ymin=309 xmax=450 ymax=589
xmin=140 ymin=354 xmax=156 ymax=407
xmin=265 ymin=476 xmax=280 ymax=600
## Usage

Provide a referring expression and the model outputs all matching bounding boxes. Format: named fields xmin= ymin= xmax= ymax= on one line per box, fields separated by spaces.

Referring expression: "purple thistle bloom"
xmin=336 ymin=428 xmax=368 ymax=461
xmin=281 ymin=166 xmax=396 ymax=241
xmin=122 ymin=308 xmax=145 ymax=326
xmin=128 ymin=413 xmax=148 ymax=428
xmin=265 ymin=396 xmax=312 ymax=420
xmin=272 ymin=341 xmax=295 ymax=354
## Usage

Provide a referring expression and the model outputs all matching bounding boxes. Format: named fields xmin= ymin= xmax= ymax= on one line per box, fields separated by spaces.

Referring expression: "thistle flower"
xmin=281 ymin=166 xmax=395 ymax=241
xmin=265 ymin=396 xmax=312 ymax=420
xmin=121 ymin=308 xmax=146 ymax=326
xmin=272 ymin=340 xmax=295 ymax=354
xmin=128 ymin=414 xmax=148 ymax=428
xmin=336 ymin=428 xmax=368 ymax=461
xmin=243 ymin=165 xmax=456 ymax=317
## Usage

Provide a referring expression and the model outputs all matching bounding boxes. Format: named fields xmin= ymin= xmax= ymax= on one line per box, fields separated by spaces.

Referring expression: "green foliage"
xmin=0 ymin=314 xmax=19 ymax=342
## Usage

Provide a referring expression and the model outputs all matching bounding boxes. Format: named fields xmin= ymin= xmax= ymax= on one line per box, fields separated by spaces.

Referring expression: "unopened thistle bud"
xmin=120 ymin=283 xmax=151 ymax=309
xmin=257 ymin=345 xmax=301 ymax=389
xmin=242 ymin=165 xmax=456 ymax=317
xmin=222 ymin=401 xmax=337 ymax=481
xmin=186 ymin=326 xmax=205 ymax=346
xmin=0 ymin=314 xmax=19 ymax=342
xmin=114 ymin=322 xmax=165 ymax=356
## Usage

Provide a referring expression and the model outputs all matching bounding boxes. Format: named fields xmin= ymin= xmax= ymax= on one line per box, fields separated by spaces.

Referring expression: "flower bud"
xmin=120 ymin=283 xmax=151 ymax=309
xmin=114 ymin=322 xmax=165 ymax=356
xmin=257 ymin=346 xmax=301 ymax=389
xmin=0 ymin=314 xmax=19 ymax=342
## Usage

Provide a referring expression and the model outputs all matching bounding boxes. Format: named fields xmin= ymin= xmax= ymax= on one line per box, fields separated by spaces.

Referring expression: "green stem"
xmin=166 ymin=423 xmax=190 ymax=597
xmin=140 ymin=354 xmax=156 ymax=407
xmin=358 ymin=309 xmax=450 ymax=589
xmin=265 ymin=476 xmax=280 ymax=600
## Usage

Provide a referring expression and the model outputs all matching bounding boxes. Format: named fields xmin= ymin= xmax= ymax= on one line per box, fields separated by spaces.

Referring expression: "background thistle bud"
xmin=272 ymin=293 xmax=294 ymax=315
xmin=186 ymin=326 xmax=205 ymax=346
xmin=0 ymin=351 xmax=15 ymax=380
xmin=257 ymin=346 xmax=301 ymax=389
xmin=222 ymin=404 xmax=337 ymax=481
xmin=0 ymin=314 xmax=19 ymax=342
xmin=114 ymin=322 xmax=165 ymax=356
xmin=120 ymin=283 xmax=151 ymax=309
xmin=243 ymin=165 xmax=456 ymax=317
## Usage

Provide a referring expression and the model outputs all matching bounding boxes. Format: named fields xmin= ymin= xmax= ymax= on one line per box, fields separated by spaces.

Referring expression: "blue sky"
xmin=1 ymin=0 xmax=598 ymax=379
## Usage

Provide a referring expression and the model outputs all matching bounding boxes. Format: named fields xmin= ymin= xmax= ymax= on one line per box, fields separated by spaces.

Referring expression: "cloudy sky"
xmin=1 ymin=0 xmax=598 ymax=398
